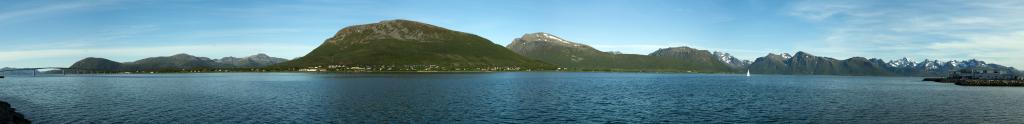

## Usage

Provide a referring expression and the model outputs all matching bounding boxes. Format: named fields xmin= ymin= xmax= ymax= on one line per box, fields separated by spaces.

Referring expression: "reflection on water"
xmin=1 ymin=72 xmax=1023 ymax=123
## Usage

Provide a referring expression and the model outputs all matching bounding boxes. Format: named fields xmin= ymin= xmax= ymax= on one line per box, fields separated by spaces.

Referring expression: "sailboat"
xmin=746 ymin=70 xmax=751 ymax=77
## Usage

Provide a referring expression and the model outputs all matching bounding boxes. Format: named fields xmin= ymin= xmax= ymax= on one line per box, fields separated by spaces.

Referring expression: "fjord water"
xmin=1 ymin=73 xmax=1023 ymax=123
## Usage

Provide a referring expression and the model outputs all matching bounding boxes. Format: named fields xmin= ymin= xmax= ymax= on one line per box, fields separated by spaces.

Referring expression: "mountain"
xmin=887 ymin=58 xmax=917 ymax=68
xmin=747 ymin=52 xmax=1018 ymax=76
xmin=69 ymin=57 xmax=123 ymax=71
xmin=277 ymin=19 xmax=552 ymax=68
xmin=69 ymin=53 xmax=289 ymax=72
xmin=121 ymin=53 xmax=222 ymax=71
xmin=505 ymin=32 xmax=618 ymax=68
xmin=748 ymin=51 xmax=892 ymax=75
xmin=217 ymin=53 xmax=289 ymax=68
xmin=887 ymin=59 xmax=1019 ymax=76
xmin=647 ymin=47 xmax=735 ymax=71
xmin=748 ymin=53 xmax=791 ymax=74
xmin=713 ymin=51 xmax=751 ymax=70
xmin=506 ymin=32 xmax=733 ymax=72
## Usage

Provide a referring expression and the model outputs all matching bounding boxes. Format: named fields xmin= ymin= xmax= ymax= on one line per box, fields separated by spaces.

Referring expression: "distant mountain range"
xmin=505 ymin=32 xmax=732 ymax=72
xmin=58 ymin=19 xmax=1019 ymax=76
xmin=70 ymin=53 xmax=287 ymax=72
xmin=748 ymin=52 xmax=893 ymax=75
xmin=502 ymin=33 xmax=1015 ymax=76
xmin=746 ymin=52 xmax=1019 ymax=76
xmin=885 ymin=58 xmax=1017 ymax=76
xmin=275 ymin=19 xmax=552 ymax=69
xmin=217 ymin=54 xmax=289 ymax=68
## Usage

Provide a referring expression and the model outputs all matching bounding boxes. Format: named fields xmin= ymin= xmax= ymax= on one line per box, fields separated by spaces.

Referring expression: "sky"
xmin=1 ymin=0 xmax=1022 ymax=68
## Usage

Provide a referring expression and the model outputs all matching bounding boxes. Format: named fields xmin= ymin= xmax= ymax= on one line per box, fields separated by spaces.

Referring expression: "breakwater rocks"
xmin=923 ymin=78 xmax=1024 ymax=86
xmin=0 ymin=101 xmax=30 ymax=124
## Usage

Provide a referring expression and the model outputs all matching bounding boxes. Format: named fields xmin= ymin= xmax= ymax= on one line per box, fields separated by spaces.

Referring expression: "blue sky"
xmin=1 ymin=0 xmax=1022 ymax=68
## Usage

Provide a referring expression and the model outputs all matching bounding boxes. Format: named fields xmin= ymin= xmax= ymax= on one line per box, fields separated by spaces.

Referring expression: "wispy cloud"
xmin=6 ymin=24 xmax=161 ymax=51
xmin=787 ymin=0 xmax=1024 ymax=68
xmin=0 ymin=0 xmax=116 ymax=24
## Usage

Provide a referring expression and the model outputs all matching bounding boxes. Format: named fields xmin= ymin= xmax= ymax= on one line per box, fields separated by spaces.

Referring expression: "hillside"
xmin=506 ymin=32 xmax=734 ymax=72
xmin=69 ymin=53 xmax=289 ymax=72
xmin=277 ymin=20 xmax=553 ymax=69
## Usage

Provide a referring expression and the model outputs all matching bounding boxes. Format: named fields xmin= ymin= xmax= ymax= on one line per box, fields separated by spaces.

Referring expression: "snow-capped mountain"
xmin=910 ymin=59 xmax=990 ymax=71
xmin=747 ymin=53 xmax=1019 ymax=76
xmin=713 ymin=51 xmax=751 ymax=69
xmin=887 ymin=58 xmax=917 ymax=68
xmin=886 ymin=58 xmax=1018 ymax=76
xmin=506 ymin=32 xmax=736 ymax=72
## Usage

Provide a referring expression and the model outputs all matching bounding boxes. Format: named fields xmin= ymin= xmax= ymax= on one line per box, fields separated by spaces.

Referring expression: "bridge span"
xmin=1 ymin=67 xmax=76 ymax=76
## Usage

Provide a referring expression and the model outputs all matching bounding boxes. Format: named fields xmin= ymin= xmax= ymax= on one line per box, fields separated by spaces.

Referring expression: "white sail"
xmin=746 ymin=70 xmax=751 ymax=77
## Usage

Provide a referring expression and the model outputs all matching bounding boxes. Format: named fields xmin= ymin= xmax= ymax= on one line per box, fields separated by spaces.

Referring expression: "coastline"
xmin=923 ymin=77 xmax=1024 ymax=86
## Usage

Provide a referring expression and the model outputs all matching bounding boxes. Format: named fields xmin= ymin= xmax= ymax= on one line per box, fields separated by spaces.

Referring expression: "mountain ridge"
xmin=506 ymin=32 xmax=734 ymax=72
xmin=69 ymin=53 xmax=289 ymax=72
xmin=746 ymin=51 xmax=1018 ymax=76
xmin=276 ymin=19 xmax=554 ymax=69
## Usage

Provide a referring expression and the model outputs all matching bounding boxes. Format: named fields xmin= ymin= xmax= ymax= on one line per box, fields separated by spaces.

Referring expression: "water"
xmin=2 ymin=72 xmax=1023 ymax=123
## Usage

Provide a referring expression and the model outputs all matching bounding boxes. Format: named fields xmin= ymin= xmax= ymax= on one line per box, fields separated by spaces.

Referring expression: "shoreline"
xmin=923 ymin=77 xmax=1024 ymax=86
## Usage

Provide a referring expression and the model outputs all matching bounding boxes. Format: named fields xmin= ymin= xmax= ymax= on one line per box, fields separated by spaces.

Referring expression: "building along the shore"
xmin=947 ymin=69 xmax=1022 ymax=80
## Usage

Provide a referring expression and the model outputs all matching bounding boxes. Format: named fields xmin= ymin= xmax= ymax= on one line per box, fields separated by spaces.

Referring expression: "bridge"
xmin=1 ymin=67 xmax=76 ymax=76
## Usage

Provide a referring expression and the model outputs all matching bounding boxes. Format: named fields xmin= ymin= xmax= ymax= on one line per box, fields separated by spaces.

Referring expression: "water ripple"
xmin=1 ymin=73 xmax=1024 ymax=123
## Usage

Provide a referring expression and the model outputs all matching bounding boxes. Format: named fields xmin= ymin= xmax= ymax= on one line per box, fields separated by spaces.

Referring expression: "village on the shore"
xmin=925 ymin=68 xmax=1024 ymax=86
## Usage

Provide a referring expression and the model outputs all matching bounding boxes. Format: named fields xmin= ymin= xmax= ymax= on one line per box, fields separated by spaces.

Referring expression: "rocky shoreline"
xmin=0 ymin=101 xmax=30 ymax=124
xmin=923 ymin=78 xmax=1024 ymax=86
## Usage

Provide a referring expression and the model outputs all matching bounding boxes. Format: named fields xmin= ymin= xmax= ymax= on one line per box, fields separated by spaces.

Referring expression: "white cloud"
xmin=787 ymin=0 xmax=1024 ymax=68
xmin=5 ymin=24 xmax=162 ymax=51
xmin=787 ymin=0 xmax=860 ymax=21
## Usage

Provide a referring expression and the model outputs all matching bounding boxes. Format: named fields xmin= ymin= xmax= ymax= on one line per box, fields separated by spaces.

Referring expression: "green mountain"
xmin=217 ymin=53 xmax=289 ymax=68
xmin=122 ymin=53 xmax=221 ymax=71
xmin=648 ymin=46 xmax=736 ymax=72
xmin=277 ymin=20 xmax=553 ymax=69
xmin=506 ymin=32 xmax=733 ymax=72
xmin=747 ymin=53 xmax=791 ymax=74
xmin=69 ymin=57 xmax=123 ymax=71
xmin=69 ymin=53 xmax=288 ymax=72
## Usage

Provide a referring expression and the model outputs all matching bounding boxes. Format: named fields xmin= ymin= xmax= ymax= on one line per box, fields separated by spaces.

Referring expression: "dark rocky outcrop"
xmin=0 ymin=101 xmax=30 ymax=124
